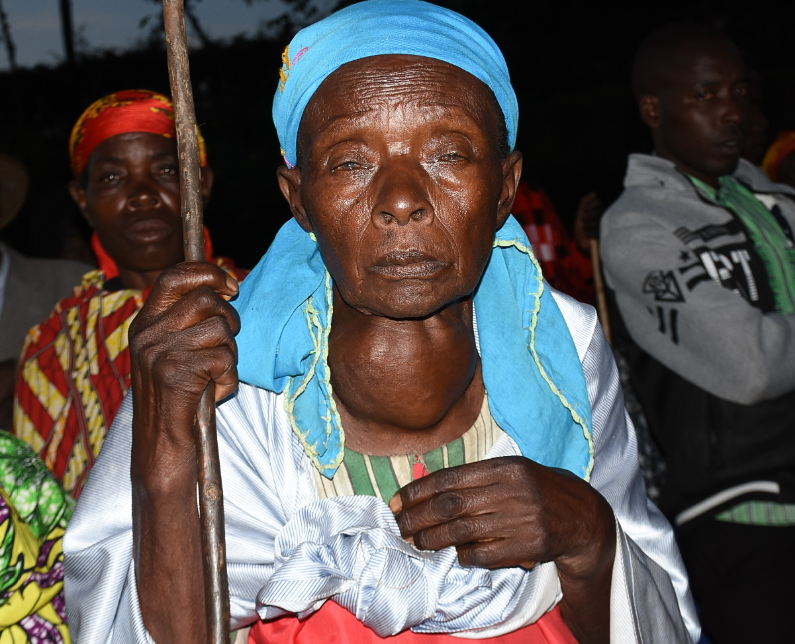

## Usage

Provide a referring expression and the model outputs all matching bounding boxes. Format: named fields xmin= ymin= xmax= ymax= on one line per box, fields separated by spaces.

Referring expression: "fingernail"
xmin=389 ymin=493 xmax=402 ymax=514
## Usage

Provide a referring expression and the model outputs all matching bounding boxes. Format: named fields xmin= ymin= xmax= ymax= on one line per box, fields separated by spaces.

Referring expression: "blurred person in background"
xmin=602 ymin=23 xmax=795 ymax=643
xmin=13 ymin=90 xmax=246 ymax=499
xmin=511 ymin=182 xmax=602 ymax=304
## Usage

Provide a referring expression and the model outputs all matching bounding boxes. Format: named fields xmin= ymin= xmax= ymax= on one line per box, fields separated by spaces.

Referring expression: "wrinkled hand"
xmin=129 ymin=262 xmax=239 ymax=643
xmin=390 ymin=456 xmax=615 ymax=581
xmin=573 ymin=192 xmax=604 ymax=256
xmin=129 ymin=262 xmax=240 ymax=479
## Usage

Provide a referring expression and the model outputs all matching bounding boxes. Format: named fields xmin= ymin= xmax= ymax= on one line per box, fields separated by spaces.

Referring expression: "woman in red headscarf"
xmin=13 ymin=90 xmax=246 ymax=499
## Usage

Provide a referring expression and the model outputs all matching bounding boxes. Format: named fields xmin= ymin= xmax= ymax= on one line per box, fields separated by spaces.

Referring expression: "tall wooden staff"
xmin=162 ymin=2 xmax=230 ymax=642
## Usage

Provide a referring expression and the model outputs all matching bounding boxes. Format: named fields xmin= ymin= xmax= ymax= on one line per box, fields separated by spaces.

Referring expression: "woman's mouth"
xmin=370 ymin=250 xmax=448 ymax=278
xmin=126 ymin=219 xmax=173 ymax=244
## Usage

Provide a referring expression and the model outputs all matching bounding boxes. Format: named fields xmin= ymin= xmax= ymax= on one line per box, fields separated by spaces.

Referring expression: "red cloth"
xmin=68 ymin=89 xmax=208 ymax=177
xmin=511 ymin=182 xmax=594 ymax=305
xmin=250 ymin=600 xmax=577 ymax=643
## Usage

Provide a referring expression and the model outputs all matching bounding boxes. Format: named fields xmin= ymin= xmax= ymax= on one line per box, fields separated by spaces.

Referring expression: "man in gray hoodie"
xmin=601 ymin=23 xmax=795 ymax=644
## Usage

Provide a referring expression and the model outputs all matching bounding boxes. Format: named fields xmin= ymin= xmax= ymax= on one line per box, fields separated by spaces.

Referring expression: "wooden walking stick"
xmin=162 ymin=2 xmax=231 ymax=642
xmin=590 ymin=238 xmax=612 ymax=345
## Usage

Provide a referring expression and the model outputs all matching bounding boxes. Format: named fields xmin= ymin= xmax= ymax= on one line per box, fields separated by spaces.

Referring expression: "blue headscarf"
xmin=272 ymin=0 xmax=519 ymax=167
xmin=234 ymin=0 xmax=594 ymax=481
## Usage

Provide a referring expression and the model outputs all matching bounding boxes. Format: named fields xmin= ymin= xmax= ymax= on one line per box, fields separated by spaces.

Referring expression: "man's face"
xmin=70 ymin=132 xmax=186 ymax=276
xmin=645 ymin=40 xmax=750 ymax=185
xmin=279 ymin=55 xmax=521 ymax=319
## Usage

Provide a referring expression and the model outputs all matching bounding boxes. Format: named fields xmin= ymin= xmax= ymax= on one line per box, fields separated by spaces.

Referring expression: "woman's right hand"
xmin=128 ymin=261 xmax=240 ymax=643
xmin=129 ymin=261 xmax=240 ymax=479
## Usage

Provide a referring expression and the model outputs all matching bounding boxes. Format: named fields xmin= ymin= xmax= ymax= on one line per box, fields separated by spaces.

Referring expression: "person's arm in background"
xmin=573 ymin=192 xmax=604 ymax=257
xmin=601 ymin=210 xmax=795 ymax=404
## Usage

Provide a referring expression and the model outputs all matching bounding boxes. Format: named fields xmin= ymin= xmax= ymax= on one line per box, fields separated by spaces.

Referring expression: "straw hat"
xmin=0 ymin=154 xmax=29 ymax=231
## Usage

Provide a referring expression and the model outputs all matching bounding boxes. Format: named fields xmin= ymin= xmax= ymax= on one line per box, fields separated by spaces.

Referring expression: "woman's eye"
xmin=438 ymin=152 xmax=466 ymax=163
xmin=698 ymin=91 xmax=715 ymax=100
xmin=332 ymin=161 xmax=361 ymax=172
xmin=101 ymin=173 xmax=119 ymax=182
xmin=160 ymin=165 xmax=178 ymax=175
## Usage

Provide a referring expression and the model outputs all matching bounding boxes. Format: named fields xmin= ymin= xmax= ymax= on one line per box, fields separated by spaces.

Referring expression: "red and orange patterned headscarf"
xmin=762 ymin=131 xmax=795 ymax=182
xmin=68 ymin=89 xmax=207 ymax=178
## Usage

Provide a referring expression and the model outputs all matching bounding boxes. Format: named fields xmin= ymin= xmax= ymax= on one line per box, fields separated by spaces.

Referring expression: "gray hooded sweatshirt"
xmin=600 ymin=153 xmax=795 ymax=519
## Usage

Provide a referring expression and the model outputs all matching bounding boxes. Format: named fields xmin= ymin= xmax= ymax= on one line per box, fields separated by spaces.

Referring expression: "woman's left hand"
xmin=390 ymin=456 xmax=616 ymax=643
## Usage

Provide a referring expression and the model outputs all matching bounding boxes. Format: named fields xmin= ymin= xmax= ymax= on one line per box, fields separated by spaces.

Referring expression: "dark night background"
xmin=2 ymin=0 xmax=795 ymax=269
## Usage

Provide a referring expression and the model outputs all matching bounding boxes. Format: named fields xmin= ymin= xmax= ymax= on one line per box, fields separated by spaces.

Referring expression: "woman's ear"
xmin=277 ymin=165 xmax=313 ymax=233
xmin=68 ymin=180 xmax=94 ymax=227
xmin=497 ymin=150 xmax=523 ymax=228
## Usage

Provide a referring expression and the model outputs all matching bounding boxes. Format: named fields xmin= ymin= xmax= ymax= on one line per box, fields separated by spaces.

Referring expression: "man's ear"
xmin=68 ymin=180 xmax=94 ymax=227
xmin=277 ymin=165 xmax=313 ymax=233
xmin=639 ymin=95 xmax=661 ymax=129
xmin=496 ymin=150 xmax=523 ymax=228
xmin=200 ymin=165 xmax=215 ymax=208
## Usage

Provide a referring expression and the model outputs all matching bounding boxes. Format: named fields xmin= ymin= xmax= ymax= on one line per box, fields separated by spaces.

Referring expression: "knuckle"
xmin=158 ymin=263 xmax=191 ymax=289
xmin=227 ymin=306 xmax=242 ymax=334
xmin=221 ymin=346 xmax=238 ymax=370
xmin=194 ymin=285 xmax=220 ymax=310
xmin=435 ymin=491 xmax=464 ymax=519
xmin=204 ymin=314 xmax=228 ymax=339
xmin=436 ymin=467 xmax=461 ymax=490
xmin=450 ymin=519 xmax=477 ymax=543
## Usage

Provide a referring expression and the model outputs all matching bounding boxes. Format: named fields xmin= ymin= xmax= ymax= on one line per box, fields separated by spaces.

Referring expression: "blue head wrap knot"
xmin=272 ymin=0 xmax=519 ymax=167
xmin=235 ymin=0 xmax=593 ymax=481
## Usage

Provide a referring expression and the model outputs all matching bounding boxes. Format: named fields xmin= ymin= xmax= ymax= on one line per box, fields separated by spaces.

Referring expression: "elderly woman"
xmin=64 ymin=1 xmax=698 ymax=643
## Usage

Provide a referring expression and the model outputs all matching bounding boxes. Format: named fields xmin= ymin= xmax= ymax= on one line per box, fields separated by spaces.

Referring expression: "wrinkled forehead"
xmin=272 ymin=0 xmax=518 ymax=168
xmin=298 ymin=55 xmax=505 ymax=145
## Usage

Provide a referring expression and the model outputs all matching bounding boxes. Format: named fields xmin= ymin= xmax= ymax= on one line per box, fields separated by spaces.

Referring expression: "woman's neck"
xmin=117 ymin=266 xmax=163 ymax=291
xmin=328 ymin=290 xmax=484 ymax=456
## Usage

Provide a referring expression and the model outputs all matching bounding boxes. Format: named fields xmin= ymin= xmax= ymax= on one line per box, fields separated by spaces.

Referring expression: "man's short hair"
xmin=631 ymin=23 xmax=731 ymax=99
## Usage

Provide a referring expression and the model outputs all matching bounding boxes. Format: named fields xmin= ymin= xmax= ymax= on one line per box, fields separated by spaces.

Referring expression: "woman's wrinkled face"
xmin=278 ymin=55 xmax=521 ymax=319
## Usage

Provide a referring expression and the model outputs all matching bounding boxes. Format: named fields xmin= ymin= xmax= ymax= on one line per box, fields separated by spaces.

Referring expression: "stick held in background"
xmin=162 ymin=2 xmax=230 ymax=642
xmin=590 ymin=238 xmax=613 ymax=345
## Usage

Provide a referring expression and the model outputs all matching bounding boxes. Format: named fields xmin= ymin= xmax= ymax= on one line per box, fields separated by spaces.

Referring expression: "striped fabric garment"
xmin=62 ymin=290 xmax=701 ymax=643
xmin=314 ymin=394 xmax=503 ymax=502
xmin=297 ymin=394 xmax=582 ymax=642
xmin=13 ymin=259 xmax=245 ymax=499
xmin=715 ymin=500 xmax=795 ymax=526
